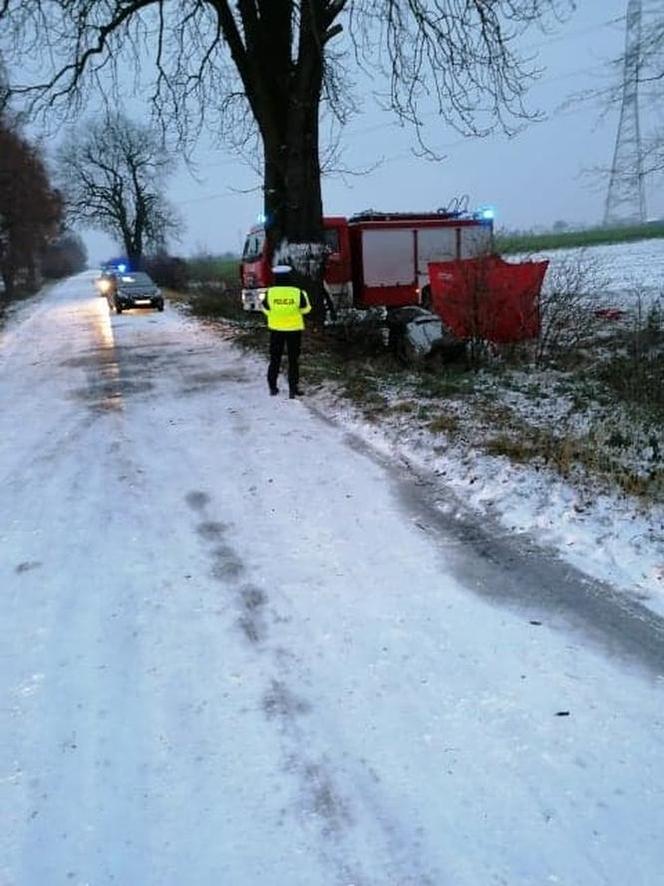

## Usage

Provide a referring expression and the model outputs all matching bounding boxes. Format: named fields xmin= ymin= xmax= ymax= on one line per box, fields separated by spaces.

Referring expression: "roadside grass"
xmin=471 ymin=354 xmax=664 ymax=499
xmin=497 ymin=221 xmax=664 ymax=254
xmin=590 ymin=301 xmax=664 ymax=418
xmin=413 ymin=368 xmax=478 ymax=399
xmin=169 ymin=281 xmax=664 ymax=503
xmin=482 ymin=420 xmax=663 ymax=499
xmin=427 ymin=414 xmax=461 ymax=434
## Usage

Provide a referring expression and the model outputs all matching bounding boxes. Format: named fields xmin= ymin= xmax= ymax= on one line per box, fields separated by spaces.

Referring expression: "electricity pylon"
xmin=604 ymin=0 xmax=647 ymax=225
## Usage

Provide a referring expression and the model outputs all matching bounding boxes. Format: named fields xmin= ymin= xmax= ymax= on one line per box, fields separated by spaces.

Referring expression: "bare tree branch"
xmin=57 ymin=113 xmax=180 ymax=264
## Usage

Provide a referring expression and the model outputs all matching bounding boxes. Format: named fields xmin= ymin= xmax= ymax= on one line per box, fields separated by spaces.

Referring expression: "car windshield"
xmin=120 ymin=272 xmax=154 ymax=285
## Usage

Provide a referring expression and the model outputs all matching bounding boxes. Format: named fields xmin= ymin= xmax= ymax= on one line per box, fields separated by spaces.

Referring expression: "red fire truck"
xmin=240 ymin=209 xmax=548 ymax=345
xmin=241 ymin=209 xmax=493 ymax=309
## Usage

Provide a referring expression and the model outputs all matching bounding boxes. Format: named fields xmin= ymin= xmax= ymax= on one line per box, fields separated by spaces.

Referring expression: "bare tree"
xmin=533 ymin=254 xmax=607 ymax=365
xmin=0 ymin=1 xmax=570 ymax=312
xmin=0 ymin=122 xmax=62 ymax=297
xmin=58 ymin=114 xmax=179 ymax=268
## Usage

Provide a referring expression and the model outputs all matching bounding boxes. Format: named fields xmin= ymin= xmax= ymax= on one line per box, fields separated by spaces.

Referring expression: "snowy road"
xmin=1 ymin=274 xmax=663 ymax=886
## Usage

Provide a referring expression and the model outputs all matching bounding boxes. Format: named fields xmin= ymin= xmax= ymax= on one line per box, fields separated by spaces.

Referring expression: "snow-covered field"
xmin=527 ymin=237 xmax=664 ymax=310
xmin=1 ymin=273 xmax=663 ymax=886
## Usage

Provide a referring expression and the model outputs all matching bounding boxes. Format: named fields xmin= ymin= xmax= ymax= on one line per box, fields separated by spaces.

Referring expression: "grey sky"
xmin=54 ymin=1 xmax=661 ymax=264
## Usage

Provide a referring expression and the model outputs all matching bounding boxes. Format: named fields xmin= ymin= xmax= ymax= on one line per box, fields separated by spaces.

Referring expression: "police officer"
xmin=261 ymin=264 xmax=312 ymax=398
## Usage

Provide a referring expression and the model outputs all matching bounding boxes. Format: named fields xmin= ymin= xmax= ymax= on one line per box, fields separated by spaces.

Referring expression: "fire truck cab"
xmin=240 ymin=216 xmax=351 ymax=312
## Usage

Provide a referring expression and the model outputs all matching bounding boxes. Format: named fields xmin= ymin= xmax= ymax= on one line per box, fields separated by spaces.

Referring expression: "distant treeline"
xmin=496 ymin=221 xmax=664 ymax=254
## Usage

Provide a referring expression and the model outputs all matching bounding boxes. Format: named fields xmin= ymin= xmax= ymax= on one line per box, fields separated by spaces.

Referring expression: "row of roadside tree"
xmin=0 ymin=112 xmax=87 ymax=299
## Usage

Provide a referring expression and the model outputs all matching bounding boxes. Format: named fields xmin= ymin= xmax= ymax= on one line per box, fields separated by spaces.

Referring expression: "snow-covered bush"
xmin=534 ymin=253 xmax=607 ymax=365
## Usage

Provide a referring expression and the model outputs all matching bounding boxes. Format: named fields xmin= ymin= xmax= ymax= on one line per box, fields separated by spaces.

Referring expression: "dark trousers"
xmin=267 ymin=330 xmax=302 ymax=392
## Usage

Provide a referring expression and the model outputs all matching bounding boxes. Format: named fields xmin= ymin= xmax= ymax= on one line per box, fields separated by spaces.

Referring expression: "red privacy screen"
xmin=428 ymin=256 xmax=549 ymax=343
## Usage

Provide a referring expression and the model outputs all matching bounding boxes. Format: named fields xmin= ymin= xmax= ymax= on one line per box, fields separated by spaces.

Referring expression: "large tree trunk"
xmin=128 ymin=245 xmax=142 ymax=270
xmin=263 ymin=102 xmax=326 ymax=325
xmin=248 ymin=4 xmax=328 ymax=327
xmin=122 ymin=226 xmax=142 ymax=270
xmin=131 ymin=194 xmax=146 ymax=269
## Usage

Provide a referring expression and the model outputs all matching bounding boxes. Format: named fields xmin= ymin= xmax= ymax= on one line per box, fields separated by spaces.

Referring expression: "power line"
xmin=178 ymin=187 xmax=254 ymax=205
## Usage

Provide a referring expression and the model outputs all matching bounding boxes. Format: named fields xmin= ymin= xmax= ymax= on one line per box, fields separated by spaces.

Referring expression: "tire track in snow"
xmin=185 ymin=490 xmax=441 ymax=886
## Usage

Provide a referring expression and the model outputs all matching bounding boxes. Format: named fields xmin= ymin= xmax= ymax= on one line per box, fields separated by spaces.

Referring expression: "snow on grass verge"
xmin=306 ymin=367 xmax=664 ymax=618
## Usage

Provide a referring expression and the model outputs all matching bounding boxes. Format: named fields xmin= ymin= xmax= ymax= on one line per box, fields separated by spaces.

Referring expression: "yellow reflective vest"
xmin=262 ymin=286 xmax=312 ymax=331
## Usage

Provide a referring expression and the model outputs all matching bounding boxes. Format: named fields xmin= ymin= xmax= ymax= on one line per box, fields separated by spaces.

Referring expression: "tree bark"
xmin=255 ymin=7 xmax=327 ymax=325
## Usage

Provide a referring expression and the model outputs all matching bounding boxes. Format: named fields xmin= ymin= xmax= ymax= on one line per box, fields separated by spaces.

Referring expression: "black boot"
xmin=269 ymin=385 xmax=279 ymax=396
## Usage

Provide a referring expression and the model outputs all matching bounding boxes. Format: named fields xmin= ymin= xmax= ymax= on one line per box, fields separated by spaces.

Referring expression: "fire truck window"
xmin=416 ymin=228 xmax=456 ymax=271
xmin=362 ymin=229 xmax=414 ymax=286
xmin=243 ymin=234 xmax=262 ymax=261
xmin=460 ymin=225 xmax=493 ymax=258
xmin=323 ymin=228 xmax=340 ymax=254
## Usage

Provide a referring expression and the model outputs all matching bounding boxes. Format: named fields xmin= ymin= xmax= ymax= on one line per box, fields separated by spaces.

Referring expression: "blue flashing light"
xmin=477 ymin=206 xmax=496 ymax=221
xmin=257 ymin=212 xmax=267 ymax=225
xmin=117 ymin=263 xmax=127 ymax=273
